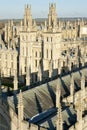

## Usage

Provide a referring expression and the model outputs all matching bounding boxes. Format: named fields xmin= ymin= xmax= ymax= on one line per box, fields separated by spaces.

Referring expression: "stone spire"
xmin=57 ymin=104 xmax=63 ymax=130
xmin=24 ymin=4 xmax=32 ymax=30
xmin=68 ymin=58 xmax=72 ymax=71
xmin=81 ymin=73 xmax=85 ymax=111
xmin=81 ymin=18 xmax=84 ymax=26
xmin=33 ymin=19 xmax=36 ymax=26
xmin=11 ymin=20 xmax=13 ymax=26
xmin=44 ymin=20 xmax=47 ymax=32
xmin=33 ymin=19 xmax=37 ymax=31
xmin=20 ymin=20 xmax=23 ymax=26
xmin=70 ymin=74 xmax=74 ymax=106
xmin=56 ymin=84 xmax=63 ymax=130
xmin=58 ymin=59 xmax=62 ymax=75
xmin=48 ymin=3 xmax=58 ymax=29
xmin=76 ymin=94 xmax=83 ymax=130
xmin=77 ymin=19 xmax=80 ymax=38
xmin=56 ymin=84 xmax=61 ymax=108
xmin=81 ymin=57 xmax=85 ymax=67
xmin=82 ymin=47 xmax=86 ymax=67
xmin=18 ymin=90 xmax=24 ymax=130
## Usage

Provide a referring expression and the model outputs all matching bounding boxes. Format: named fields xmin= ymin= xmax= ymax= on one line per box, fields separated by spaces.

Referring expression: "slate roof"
xmin=7 ymin=67 xmax=87 ymax=129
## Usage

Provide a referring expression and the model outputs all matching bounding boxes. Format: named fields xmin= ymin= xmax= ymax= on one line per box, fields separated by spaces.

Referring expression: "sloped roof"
xmin=7 ymin=67 xmax=87 ymax=129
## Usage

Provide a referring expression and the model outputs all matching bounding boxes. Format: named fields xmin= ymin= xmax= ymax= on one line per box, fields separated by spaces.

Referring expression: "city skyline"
xmin=0 ymin=0 xmax=87 ymax=19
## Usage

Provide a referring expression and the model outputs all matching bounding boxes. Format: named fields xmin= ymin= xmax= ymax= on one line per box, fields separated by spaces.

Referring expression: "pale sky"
xmin=0 ymin=0 xmax=87 ymax=19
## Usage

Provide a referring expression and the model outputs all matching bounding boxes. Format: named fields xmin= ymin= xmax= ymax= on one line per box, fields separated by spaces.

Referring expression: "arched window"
xmin=47 ymin=37 xmax=48 ymax=42
xmin=47 ymin=49 xmax=48 ymax=58
xmin=35 ymin=51 xmax=37 ymax=57
xmin=35 ymin=60 xmax=37 ymax=67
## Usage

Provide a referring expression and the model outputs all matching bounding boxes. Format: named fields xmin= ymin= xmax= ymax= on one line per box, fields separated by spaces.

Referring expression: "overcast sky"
xmin=0 ymin=0 xmax=87 ymax=19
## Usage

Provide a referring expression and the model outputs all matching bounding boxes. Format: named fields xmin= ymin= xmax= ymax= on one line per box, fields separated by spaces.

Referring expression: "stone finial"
xmin=56 ymin=84 xmax=61 ymax=108
xmin=18 ymin=90 xmax=24 ymax=130
xmin=68 ymin=59 xmax=72 ymax=71
xmin=76 ymin=94 xmax=83 ymax=127
xmin=56 ymin=84 xmax=63 ymax=130
xmin=25 ymin=4 xmax=26 ymax=9
xmin=18 ymin=90 xmax=23 ymax=105
xmin=44 ymin=20 xmax=47 ymax=32
xmin=56 ymin=103 xmax=63 ymax=130
xmin=81 ymin=18 xmax=84 ymax=26
xmin=11 ymin=20 xmax=13 ymax=26
xmin=45 ymin=20 xmax=47 ymax=28
xmin=49 ymin=3 xmax=51 ymax=7
xmin=77 ymin=19 xmax=80 ymax=25
xmin=27 ymin=4 xmax=28 ymax=8
xmin=20 ymin=20 xmax=23 ymax=26
xmin=33 ymin=19 xmax=36 ymax=27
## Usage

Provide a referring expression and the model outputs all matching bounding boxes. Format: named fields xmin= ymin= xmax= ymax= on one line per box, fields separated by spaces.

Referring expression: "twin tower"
xmin=23 ymin=3 xmax=58 ymax=30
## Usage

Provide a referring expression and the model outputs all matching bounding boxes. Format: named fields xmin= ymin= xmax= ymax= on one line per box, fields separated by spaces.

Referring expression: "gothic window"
xmin=47 ymin=49 xmax=48 ymax=58
xmin=35 ymin=51 xmax=37 ymax=57
xmin=51 ymin=37 xmax=52 ymax=42
xmin=25 ymin=66 xmax=26 ymax=72
xmin=51 ymin=50 xmax=52 ymax=59
xmin=35 ymin=60 xmax=37 ymax=67
xmin=63 ymin=61 xmax=65 ymax=67
xmin=35 ymin=74 xmax=37 ymax=82
xmin=36 ymin=37 xmax=38 ymax=42
xmin=47 ymin=37 xmax=48 ymax=42
xmin=71 ymin=62 xmax=74 ymax=69
xmin=5 ymin=61 xmax=7 ymax=68
xmin=14 ymin=28 xmax=17 ymax=36
xmin=26 ymin=47 xmax=28 ymax=56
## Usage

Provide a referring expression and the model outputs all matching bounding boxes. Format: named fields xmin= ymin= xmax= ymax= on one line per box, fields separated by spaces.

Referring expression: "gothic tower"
xmin=24 ymin=4 xmax=32 ymax=30
xmin=48 ymin=3 xmax=58 ymax=29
